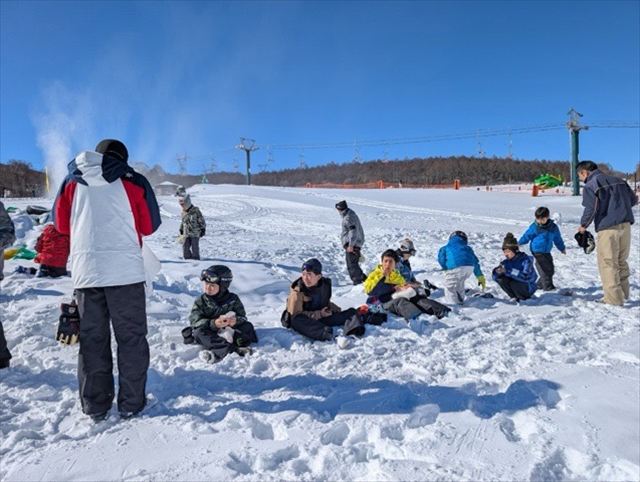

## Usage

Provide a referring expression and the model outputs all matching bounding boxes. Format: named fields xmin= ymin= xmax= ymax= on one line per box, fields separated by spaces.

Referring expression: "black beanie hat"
xmin=335 ymin=200 xmax=348 ymax=210
xmin=95 ymin=139 xmax=128 ymax=162
xmin=502 ymin=232 xmax=519 ymax=252
xmin=302 ymin=258 xmax=322 ymax=274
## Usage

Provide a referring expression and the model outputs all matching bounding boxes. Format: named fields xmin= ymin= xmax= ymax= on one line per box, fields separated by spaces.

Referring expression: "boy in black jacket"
xmin=187 ymin=265 xmax=257 ymax=363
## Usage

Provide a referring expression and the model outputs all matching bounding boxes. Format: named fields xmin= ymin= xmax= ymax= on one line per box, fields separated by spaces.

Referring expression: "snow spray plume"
xmin=33 ymin=84 xmax=93 ymax=198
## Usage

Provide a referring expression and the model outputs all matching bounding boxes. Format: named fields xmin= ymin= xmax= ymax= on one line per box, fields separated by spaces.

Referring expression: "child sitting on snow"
xmin=364 ymin=249 xmax=449 ymax=321
xmin=492 ymin=233 xmax=538 ymax=301
xmin=282 ymin=258 xmax=365 ymax=341
xmin=185 ymin=265 xmax=257 ymax=363
xmin=518 ymin=206 xmax=566 ymax=291
xmin=34 ymin=223 xmax=70 ymax=278
xmin=437 ymin=231 xmax=486 ymax=304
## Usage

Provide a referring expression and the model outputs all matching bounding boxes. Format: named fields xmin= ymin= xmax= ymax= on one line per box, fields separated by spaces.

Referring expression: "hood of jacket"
xmin=67 ymin=150 xmax=133 ymax=187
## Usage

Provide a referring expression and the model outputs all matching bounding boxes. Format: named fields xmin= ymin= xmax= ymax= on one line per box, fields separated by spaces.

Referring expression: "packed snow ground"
xmin=1 ymin=185 xmax=639 ymax=481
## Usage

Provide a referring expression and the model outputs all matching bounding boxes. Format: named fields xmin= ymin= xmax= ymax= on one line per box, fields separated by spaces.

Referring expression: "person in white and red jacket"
xmin=53 ymin=139 xmax=161 ymax=422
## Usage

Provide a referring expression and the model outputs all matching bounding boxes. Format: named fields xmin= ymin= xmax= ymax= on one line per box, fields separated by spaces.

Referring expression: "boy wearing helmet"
xmin=437 ymin=231 xmax=486 ymax=305
xmin=187 ymin=265 xmax=257 ymax=363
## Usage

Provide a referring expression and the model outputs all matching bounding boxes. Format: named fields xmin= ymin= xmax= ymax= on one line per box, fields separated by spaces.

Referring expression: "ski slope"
xmin=1 ymin=185 xmax=639 ymax=481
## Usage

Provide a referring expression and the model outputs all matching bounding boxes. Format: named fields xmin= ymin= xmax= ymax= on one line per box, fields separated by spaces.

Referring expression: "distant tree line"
xmin=251 ymin=156 xmax=625 ymax=187
xmin=1 ymin=157 xmax=636 ymax=197
xmin=0 ymin=160 xmax=46 ymax=197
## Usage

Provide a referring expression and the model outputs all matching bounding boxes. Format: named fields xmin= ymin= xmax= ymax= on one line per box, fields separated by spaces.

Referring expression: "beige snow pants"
xmin=596 ymin=222 xmax=631 ymax=306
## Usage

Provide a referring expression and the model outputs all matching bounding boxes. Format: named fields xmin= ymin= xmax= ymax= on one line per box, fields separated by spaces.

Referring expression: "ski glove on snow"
xmin=477 ymin=275 xmax=487 ymax=290
xmin=56 ymin=302 xmax=80 ymax=345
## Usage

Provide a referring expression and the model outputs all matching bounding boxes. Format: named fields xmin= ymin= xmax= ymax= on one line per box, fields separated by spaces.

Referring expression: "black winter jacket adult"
xmin=581 ymin=170 xmax=638 ymax=231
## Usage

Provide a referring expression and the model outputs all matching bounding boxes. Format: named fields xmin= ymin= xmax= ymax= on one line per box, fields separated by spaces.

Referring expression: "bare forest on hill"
xmin=0 ymin=160 xmax=46 ymax=197
xmin=1 ymin=157 xmax=636 ymax=197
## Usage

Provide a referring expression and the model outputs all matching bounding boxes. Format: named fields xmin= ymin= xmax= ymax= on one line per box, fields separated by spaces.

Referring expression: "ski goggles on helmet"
xmin=200 ymin=270 xmax=232 ymax=285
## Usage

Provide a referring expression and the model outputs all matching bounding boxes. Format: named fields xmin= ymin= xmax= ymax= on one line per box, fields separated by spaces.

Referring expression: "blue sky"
xmin=1 ymin=0 xmax=639 ymax=176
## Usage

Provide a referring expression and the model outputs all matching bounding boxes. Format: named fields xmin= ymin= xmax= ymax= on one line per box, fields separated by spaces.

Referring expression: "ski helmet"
xmin=450 ymin=231 xmax=468 ymax=243
xmin=200 ymin=265 xmax=233 ymax=289
xmin=399 ymin=238 xmax=416 ymax=255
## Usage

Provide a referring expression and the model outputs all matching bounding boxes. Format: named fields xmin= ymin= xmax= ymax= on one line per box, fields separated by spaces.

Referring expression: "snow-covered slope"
xmin=1 ymin=185 xmax=638 ymax=481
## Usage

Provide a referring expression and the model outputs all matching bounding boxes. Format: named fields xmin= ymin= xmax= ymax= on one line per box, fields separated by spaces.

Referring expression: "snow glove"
xmin=574 ymin=231 xmax=596 ymax=254
xmin=56 ymin=301 xmax=80 ymax=345
xmin=477 ymin=275 xmax=487 ymax=290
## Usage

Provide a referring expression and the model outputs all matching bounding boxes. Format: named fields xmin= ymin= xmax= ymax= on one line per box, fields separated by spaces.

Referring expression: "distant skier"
xmin=186 ymin=265 xmax=257 ymax=363
xmin=336 ymin=200 xmax=366 ymax=284
xmin=178 ymin=194 xmax=206 ymax=260
xmin=53 ymin=139 xmax=161 ymax=421
xmin=364 ymin=249 xmax=450 ymax=321
xmin=576 ymin=161 xmax=638 ymax=305
xmin=0 ymin=200 xmax=16 ymax=368
xmin=437 ymin=231 xmax=486 ymax=304
xmin=492 ymin=233 xmax=538 ymax=301
xmin=281 ymin=258 xmax=365 ymax=341
xmin=34 ymin=223 xmax=70 ymax=278
xmin=518 ymin=206 xmax=565 ymax=291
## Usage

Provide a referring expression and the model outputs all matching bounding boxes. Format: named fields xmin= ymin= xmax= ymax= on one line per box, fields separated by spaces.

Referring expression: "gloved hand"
xmin=477 ymin=275 xmax=487 ymax=290
xmin=200 ymin=228 xmax=206 ymax=237
xmin=56 ymin=302 xmax=80 ymax=345
xmin=179 ymin=225 xmax=184 ymax=235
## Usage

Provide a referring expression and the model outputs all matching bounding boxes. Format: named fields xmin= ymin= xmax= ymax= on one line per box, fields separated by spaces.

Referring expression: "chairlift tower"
xmin=567 ymin=108 xmax=589 ymax=196
xmin=235 ymin=138 xmax=259 ymax=185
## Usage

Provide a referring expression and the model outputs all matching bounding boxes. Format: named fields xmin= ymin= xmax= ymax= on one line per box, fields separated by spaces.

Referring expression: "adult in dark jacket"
xmin=34 ymin=223 xmax=70 ymax=278
xmin=336 ymin=200 xmax=366 ymax=284
xmin=188 ymin=265 xmax=257 ymax=362
xmin=577 ymin=161 xmax=638 ymax=305
xmin=53 ymin=139 xmax=161 ymax=421
xmin=283 ymin=258 xmax=364 ymax=341
xmin=492 ymin=233 xmax=538 ymax=301
xmin=179 ymin=194 xmax=206 ymax=260
xmin=0 ymin=201 xmax=16 ymax=368
xmin=364 ymin=249 xmax=450 ymax=321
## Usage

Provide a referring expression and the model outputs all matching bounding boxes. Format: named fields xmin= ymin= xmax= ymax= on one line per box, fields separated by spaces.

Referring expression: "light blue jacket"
xmin=437 ymin=235 xmax=483 ymax=277
xmin=518 ymin=220 xmax=565 ymax=254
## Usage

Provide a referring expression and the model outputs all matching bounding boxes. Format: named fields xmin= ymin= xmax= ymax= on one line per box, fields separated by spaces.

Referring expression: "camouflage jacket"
xmin=189 ymin=290 xmax=249 ymax=330
xmin=180 ymin=205 xmax=206 ymax=238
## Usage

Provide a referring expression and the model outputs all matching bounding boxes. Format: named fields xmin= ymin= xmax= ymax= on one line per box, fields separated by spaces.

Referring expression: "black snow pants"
xmin=0 ymin=321 xmax=12 ymax=367
xmin=384 ymin=295 xmax=450 ymax=322
xmin=193 ymin=321 xmax=258 ymax=360
xmin=291 ymin=308 xmax=364 ymax=341
xmin=76 ymin=282 xmax=149 ymax=416
xmin=533 ymin=253 xmax=555 ymax=290
xmin=495 ymin=276 xmax=532 ymax=301
xmin=345 ymin=246 xmax=366 ymax=285
xmin=183 ymin=237 xmax=200 ymax=260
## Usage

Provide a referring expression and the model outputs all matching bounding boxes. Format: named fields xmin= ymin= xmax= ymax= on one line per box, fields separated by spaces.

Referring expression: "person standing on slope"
xmin=178 ymin=194 xmax=205 ymax=260
xmin=336 ymin=200 xmax=366 ymax=285
xmin=576 ymin=161 xmax=638 ymax=306
xmin=53 ymin=139 xmax=161 ymax=421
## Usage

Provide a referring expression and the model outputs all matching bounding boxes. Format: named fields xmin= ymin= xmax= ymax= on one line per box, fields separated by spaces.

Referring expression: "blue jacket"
xmin=492 ymin=251 xmax=538 ymax=295
xmin=438 ymin=235 xmax=483 ymax=277
xmin=518 ymin=220 xmax=565 ymax=254
xmin=396 ymin=249 xmax=416 ymax=283
xmin=581 ymin=170 xmax=638 ymax=232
